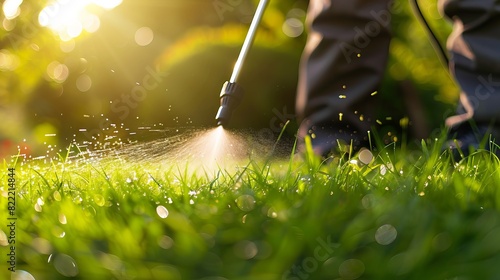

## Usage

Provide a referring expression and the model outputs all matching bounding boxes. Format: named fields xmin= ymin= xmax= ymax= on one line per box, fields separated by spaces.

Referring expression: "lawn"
xmin=1 ymin=133 xmax=500 ymax=280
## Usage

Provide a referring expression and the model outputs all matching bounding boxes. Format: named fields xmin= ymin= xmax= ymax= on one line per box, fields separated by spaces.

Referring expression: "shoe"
xmin=445 ymin=122 xmax=500 ymax=161
xmin=297 ymin=122 xmax=369 ymax=158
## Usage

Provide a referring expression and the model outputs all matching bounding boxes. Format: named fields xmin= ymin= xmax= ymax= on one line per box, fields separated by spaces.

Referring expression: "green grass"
xmin=2 ymin=138 xmax=500 ymax=280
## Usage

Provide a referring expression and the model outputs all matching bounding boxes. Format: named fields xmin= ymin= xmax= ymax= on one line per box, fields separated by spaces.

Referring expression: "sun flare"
xmin=38 ymin=0 xmax=122 ymax=41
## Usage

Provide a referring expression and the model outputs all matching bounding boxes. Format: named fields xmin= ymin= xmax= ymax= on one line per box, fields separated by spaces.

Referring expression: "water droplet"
xmin=53 ymin=254 xmax=79 ymax=277
xmin=58 ymin=213 xmax=67 ymax=224
xmin=156 ymin=206 xmax=169 ymax=218
xmin=267 ymin=207 xmax=277 ymax=218
xmin=53 ymin=191 xmax=62 ymax=201
xmin=236 ymin=195 xmax=255 ymax=212
xmin=11 ymin=270 xmax=36 ymax=280
xmin=94 ymin=194 xmax=105 ymax=207
xmin=52 ymin=226 xmax=66 ymax=238
xmin=37 ymin=197 xmax=45 ymax=206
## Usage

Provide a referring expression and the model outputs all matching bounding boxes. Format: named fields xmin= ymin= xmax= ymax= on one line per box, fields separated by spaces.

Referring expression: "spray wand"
xmin=215 ymin=0 xmax=269 ymax=127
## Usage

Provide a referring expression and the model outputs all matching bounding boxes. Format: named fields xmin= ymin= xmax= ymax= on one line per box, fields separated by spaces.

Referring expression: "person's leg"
xmin=441 ymin=0 xmax=500 ymax=156
xmin=296 ymin=0 xmax=393 ymax=156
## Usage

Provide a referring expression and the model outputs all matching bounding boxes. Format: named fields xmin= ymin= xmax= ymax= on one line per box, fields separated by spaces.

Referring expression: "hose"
xmin=409 ymin=0 xmax=450 ymax=69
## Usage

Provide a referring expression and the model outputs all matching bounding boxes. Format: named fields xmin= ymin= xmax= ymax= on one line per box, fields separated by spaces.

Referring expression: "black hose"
xmin=409 ymin=0 xmax=450 ymax=69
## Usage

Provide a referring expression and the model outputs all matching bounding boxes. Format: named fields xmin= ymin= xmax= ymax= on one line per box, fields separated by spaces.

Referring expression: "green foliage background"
xmin=1 ymin=0 xmax=456 ymax=154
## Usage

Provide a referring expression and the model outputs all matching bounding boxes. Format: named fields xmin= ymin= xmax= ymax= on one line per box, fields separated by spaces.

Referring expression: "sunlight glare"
xmin=2 ymin=0 xmax=22 ymax=20
xmin=38 ymin=0 xmax=122 ymax=41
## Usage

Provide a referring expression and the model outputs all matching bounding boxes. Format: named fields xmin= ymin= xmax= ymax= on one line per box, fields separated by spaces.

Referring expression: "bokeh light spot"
xmin=358 ymin=149 xmax=373 ymax=165
xmin=282 ymin=18 xmax=304 ymax=38
xmin=158 ymin=235 xmax=174 ymax=249
xmin=2 ymin=0 xmax=22 ymax=20
xmin=32 ymin=237 xmax=53 ymax=254
xmin=82 ymin=13 xmax=100 ymax=33
xmin=76 ymin=74 xmax=92 ymax=92
xmin=233 ymin=240 xmax=258 ymax=260
xmin=47 ymin=61 xmax=69 ymax=83
xmin=375 ymin=224 xmax=398 ymax=245
xmin=38 ymin=0 xmax=122 ymax=41
xmin=0 ymin=49 xmax=19 ymax=71
xmin=97 ymin=0 xmax=123 ymax=10
xmin=135 ymin=27 xmax=154 ymax=46
xmin=60 ymin=40 xmax=75 ymax=53
xmin=339 ymin=259 xmax=365 ymax=280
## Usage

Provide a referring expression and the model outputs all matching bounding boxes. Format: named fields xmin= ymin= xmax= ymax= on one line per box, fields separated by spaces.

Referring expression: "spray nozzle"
xmin=215 ymin=81 xmax=244 ymax=127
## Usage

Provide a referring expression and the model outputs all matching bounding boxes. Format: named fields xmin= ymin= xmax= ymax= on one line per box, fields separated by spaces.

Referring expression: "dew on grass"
xmin=156 ymin=205 xmax=169 ymax=218
xmin=58 ymin=213 xmax=67 ymax=224
xmin=52 ymin=253 xmax=79 ymax=277
xmin=11 ymin=270 xmax=36 ymax=280
xmin=52 ymin=226 xmax=66 ymax=238
xmin=53 ymin=190 xmax=62 ymax=201
xmin=236 ymin=195 xmax=256 ymax=212
xmin=34 ymin=202 xmax=42 ymax=212
xmin=94 ymin=194 xmax=105 ymax=206
xmin=37 ymin=197 xmax=44 ymax=206
xmin=265 ymin=207 xmax=277 ymax=218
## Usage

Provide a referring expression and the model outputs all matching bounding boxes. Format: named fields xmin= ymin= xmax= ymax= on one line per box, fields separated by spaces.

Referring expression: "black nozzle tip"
xmin=214 ymin=81 xmax=243 ymax=127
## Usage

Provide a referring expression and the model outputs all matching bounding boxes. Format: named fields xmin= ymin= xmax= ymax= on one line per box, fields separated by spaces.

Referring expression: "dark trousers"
xmin=296 ymin=0 xmax=392 ymax=152
xmin=297 ymin=0 xmax=500 ymax=153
